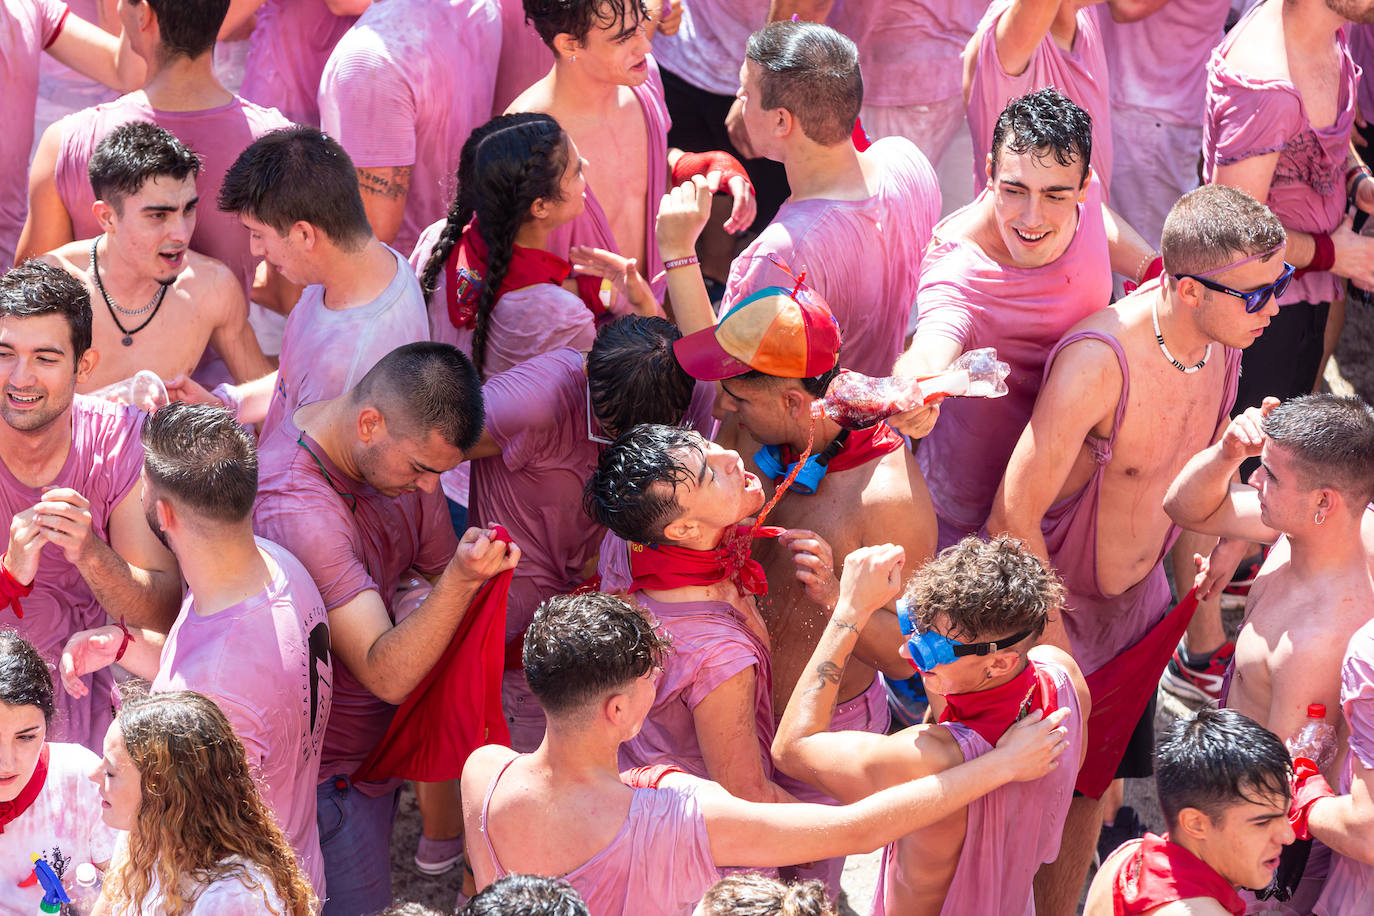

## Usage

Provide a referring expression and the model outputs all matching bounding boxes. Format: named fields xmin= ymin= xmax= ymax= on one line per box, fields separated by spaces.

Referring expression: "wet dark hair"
xmin=905 ymin=536 xmax=1061 ymax=645
xmin=352 ymin=342 xmax=485 ymax=450
xmin=989 ymin=88 xmax=1092 ymax=184
xmin=584 ymin=424 xmax=701 ymax=545
xmin=523 ymin=0 xmax=647 ymax=47
xmin=586 ymin=316 xmax=695 ymax=439
xmin=143 ymin=403 xmax=257 ymax=523
xmin=745 ymin=21 xmax=862 ymax=147
xmin=461 ymin=875 xmax=590 ymax=916
xmin=1262 ymin=394 xmax=1374 ymax=506
xmin=128 ymin=0 xmax=229 ymax=60
xmin=0 ymin=629 xmax=54 ymax=726
xmin=523 ymin=591 xmax=667 ymax=718
xmin=89 ymin=121 xmax=201 ymax=215
xmin=218 ymin=126 xmax=372 ymax=249
xmin=0 ymin=260 xmax=93 ymax=357
xmin=419 ymin=114 xmax=569 ymax=378
xmin=1156 ymin=708 xmax=1292 ymax=829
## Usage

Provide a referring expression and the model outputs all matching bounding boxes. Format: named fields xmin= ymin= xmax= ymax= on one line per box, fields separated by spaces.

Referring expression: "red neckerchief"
xmin=0 ymin=743 xmax=49 ymax=834
xmin=1113 ymin=833 xmax=1245 ymax=916
xmin=445 ymin=218 xmax=571 ymax=330
xmin=939 ymin=660 xmax=1058 ymax=747
xmin=628 ymin=525 xmax=786 ymax=596
xmin=776 ymin=420 xmax=904 ymax=479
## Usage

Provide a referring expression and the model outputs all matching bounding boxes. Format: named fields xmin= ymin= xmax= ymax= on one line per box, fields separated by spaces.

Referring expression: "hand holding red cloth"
xmin=1289 ymin=756 xmax=1335 ymax=841
xmin=672 ymin=151 xmax=753 ymax=195
xmin=1112 ymin=833 xmax=1246 ymax=916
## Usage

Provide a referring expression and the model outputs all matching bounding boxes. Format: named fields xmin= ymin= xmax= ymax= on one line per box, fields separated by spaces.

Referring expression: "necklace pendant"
xmin=121 ymin=335 xmax=133 ymax=347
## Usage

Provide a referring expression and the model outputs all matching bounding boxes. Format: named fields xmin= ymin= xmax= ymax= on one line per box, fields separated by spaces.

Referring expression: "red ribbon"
xmin=0 ymin=557 xmax=33 ymax=620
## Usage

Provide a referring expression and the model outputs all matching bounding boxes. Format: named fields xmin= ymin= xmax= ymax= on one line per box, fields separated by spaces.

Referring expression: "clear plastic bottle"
xmin=60 ymin=862 xmax=100 ymax=916
xmin=1286 ymin=703 xmax=1337 ymax=771
xmin=811 ymin=348 xmax=1011 ymax=430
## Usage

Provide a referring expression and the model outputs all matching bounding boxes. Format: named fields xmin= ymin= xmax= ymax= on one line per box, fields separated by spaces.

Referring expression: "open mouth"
xmin=1014 ymin=228 xmax=1049 ymax=244
xmin=159 ymin=250 xmax=186 ymax=269
xmin=7 ymin=392 xmax=41 ymax=407
xmin=744 ymin=471 xmax=761 ymax=490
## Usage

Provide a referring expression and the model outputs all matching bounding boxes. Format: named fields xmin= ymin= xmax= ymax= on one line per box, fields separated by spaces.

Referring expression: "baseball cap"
xmin=673 ymin=284 xmax=842 ymax=381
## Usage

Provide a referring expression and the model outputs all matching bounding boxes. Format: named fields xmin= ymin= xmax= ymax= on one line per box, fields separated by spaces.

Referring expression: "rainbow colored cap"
xmin=673 ymin=284 xmax=842 ymax=381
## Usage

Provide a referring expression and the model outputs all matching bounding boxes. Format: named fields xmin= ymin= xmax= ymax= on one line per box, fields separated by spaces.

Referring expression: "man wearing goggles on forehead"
xmin=773 ymin=536 xmax=1087 ymax=916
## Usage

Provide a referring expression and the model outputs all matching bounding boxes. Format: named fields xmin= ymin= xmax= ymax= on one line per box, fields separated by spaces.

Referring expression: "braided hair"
xmin=419 ymin=113 xmax=569 ymax=378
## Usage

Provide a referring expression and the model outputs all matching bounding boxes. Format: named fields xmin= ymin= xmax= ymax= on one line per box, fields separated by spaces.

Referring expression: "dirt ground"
xmin=383 ymin=304 xmax=1374 ymax=915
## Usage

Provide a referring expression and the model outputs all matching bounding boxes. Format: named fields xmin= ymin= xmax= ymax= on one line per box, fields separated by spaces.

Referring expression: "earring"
xmin=569 ymin=54 xmax=577 ymax=62
xmin=985 ymin=670 xmax=994 ymax=680
xmin=1314 ymin=512 xmax=1326 ymax=526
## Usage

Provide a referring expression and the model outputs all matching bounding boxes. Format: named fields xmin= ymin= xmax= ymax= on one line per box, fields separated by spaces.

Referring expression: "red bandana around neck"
xmin=939 ymin=660 xmax=1059 ymax=747
xmin=1113 ymin=833 xmax=1246 ymax=916
xmin=0 ymin=743 xmax=49 ymax=834
xmin=445 ymin=218 xmax=572 ymax=331
xmin=628 ymin=524 xmax=786 ymax=596
xmin=775 ymin=420 xmax=905 ymax=480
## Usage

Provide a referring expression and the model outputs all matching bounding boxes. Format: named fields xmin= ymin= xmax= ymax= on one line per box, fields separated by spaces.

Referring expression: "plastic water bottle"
xmin=60 ymin=861 xmax=101 ymax=916
xmin=1286 ymin=704 xmax=1337 ymax=771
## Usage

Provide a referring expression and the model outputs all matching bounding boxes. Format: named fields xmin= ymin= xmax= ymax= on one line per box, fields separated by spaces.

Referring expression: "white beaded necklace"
xmin=1151 ymin=294 xmax=1211 ymax=374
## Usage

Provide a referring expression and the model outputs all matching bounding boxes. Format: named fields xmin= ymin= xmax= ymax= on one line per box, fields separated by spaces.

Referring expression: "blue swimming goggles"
xmin=753 ymin=430 xmax=851 ymax=496
xmin=896 ymin=597 xmax=1034 ymax=672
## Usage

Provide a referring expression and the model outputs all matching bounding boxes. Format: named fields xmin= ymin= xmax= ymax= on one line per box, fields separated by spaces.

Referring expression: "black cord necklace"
xmin=90 ymin=236 xmax=169 ymax=347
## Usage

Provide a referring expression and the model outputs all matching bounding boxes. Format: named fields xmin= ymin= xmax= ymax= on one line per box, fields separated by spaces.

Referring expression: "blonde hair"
xmin=696 ymin=875 xmax=835 ymax=916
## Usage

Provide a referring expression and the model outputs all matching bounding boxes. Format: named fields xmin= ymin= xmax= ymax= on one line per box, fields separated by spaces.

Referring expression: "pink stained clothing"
xmin=618 ymin=592 xmax=775 ymax=781
xmin=240 ymin=0 xmax=356 ymax=126
xmin=492 ymin=0 xmax=552 ymax=115
xmin=1313 ymin=618 xmax=1374 ymax=915
xmin=252 ymin=412 xmax=458 ymax=794
xmin=0 ymin=743 xmax=119 ymax=916
xmin=1040 ymin=331 xmax=1241 ymax=676
xmin=0 ymin=396 xmax=143 ymax=750
xmin=260 ymin=245 xmax=429 ymax=441
xmin=480 ymin=756 xmax=720 ymax=916
xmin=1098 ymin=0 xmax=1230 ymax=129
xmin=724 ymin=136 xmax=940 ymax=378
xmin=827 ymin=0 xmax=986 ymax=108
xmin=651 ymin=0 xmax=768 ymax=97
xmin=914 ymin=177 xmax=1111 ymax=544
xmin=1 ymin=0 xmax=68 ymax=268
xmin=873 ymin=660 xmax=1083 ymax=916
xmin=1202 ymin=5 xmax=1359 ymax=308
xmin=149 ymin=537 xmax=333 ymax=899
xmin=319 ymin=0 xmax=502 ymax=256
xmin=1352 ymin=25 xmax=1374 ymax=132
xmin=52 ymin=91 xmax=292 ymax=296
xmin=965 ymin=0 xmax=1113 ymax=193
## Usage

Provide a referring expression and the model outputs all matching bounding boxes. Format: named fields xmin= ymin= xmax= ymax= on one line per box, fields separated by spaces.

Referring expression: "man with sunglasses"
xmin=773 ymin=535 xmax=1088 ymax=916
xmin=989 ymin=183 xmax=1287 ymax=914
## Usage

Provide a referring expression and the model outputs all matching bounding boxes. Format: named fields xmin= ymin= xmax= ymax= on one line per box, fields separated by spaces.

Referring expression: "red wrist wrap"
xmin=113 ymin=615 xmax=133 ymax=663
xmin=1298 ymin=232 xmax=1335 ymax=278
xmin=672 ymin=151 xmax=753 ymax=195
xmin=0 ymin=557 xmax=34 ymax=619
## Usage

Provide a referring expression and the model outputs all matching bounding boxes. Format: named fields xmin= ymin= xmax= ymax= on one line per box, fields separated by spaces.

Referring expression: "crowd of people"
xmin=2 ymin=0 xmax=1374 ymax=914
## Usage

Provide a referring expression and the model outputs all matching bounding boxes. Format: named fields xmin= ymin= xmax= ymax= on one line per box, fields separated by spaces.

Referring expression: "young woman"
xmin=92 ymin=691 xmax=315 ymax=916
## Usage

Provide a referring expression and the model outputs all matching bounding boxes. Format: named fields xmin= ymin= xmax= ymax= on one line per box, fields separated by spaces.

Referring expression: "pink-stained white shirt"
xmin=2 ymin=0 xmax=68 ymax=267
xmin=0 ymin=743 xmax=118 ymax=916
xmin=108 ymin=837 xmax=289 ymax=916
xmin=914 ymin=176 xmax=1111 ymax=541
xmin=1097 ymin=0 xmax=1229 ymax=128
xmin=619 ymin=593 xmax=774 ymax=780
xmin=319 ymin=0 xmax=502 ymax=256
xmin=492 ymin=0 xmax=552 ymax=115
xmin=260 ymin=245 xmax=429 ymax=441
xmin=52 ymin=92 xmax=292 ymax=295
xmin=650 ymin=0 xmax=768 ymax=96
xmin=240 ymin=0 xmax=357 ymax=126
xmin=150 ymin=537 xmax=333 ymax=899
xmin=965 ymin=0 xmax=1113 ymax=193
xmin=1203 ymin=5 xmax=1359 ymax=308
xmin=828 ymin=0 xmax=987 ymax=107
xmin=0 ymin=396 xmax=143 ymax=750
xmin=724 ymin=136 xmax=940 ymax=377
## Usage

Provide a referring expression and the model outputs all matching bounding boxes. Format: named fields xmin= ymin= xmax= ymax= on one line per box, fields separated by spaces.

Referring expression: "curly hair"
xmin=904 ymin=536 xmax=1063 ymax=644
xmin=101 ymin=692 xmax=316 ymax=916
xmin=696 ymin=875 xmax=836 ymax=916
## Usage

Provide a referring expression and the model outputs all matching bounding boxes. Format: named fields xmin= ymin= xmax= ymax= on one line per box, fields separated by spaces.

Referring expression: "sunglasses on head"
xmin=895 ymin=598 xmax=1034 ymax=672
xmin=1173 ymin=261 xmax=1295 ymax=314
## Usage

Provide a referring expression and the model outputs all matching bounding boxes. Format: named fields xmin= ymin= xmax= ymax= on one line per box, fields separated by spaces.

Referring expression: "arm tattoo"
xmin=357 ymin=166 xmax=412 ymax=201
xmin=804 ymin=660 xmax=843 ymax=695
xmin=831 ymin=620 xmax=858 ymax=635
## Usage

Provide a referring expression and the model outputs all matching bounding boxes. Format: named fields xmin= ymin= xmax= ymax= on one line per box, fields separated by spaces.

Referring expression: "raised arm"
xmin=1163 ymin=399 xmax=1281 ymax=544
xmin=655 ymin=177 xmax=716 ymax=335
xmin=992 ymin=0 xmax=1061 ymax=78
xmin=46 ymin=11 xmax=145 ymax=93
xmin=16 ymin=123 xmax=75 ymax=265
xmin=1102 ymin=204 xmax=1158 ymax=282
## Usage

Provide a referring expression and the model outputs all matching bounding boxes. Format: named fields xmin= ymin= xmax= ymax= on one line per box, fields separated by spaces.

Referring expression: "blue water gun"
xmin=31 ymin=856 xmax=70 ymax=914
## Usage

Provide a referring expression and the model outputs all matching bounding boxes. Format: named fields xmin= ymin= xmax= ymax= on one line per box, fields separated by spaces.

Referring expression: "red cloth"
xmin=1113 ymin=833 xmax=1245 ymax=916
xmin=628 ymin=525 xmax=785 ymax=596
xmin=671 ymin=150 xmax=753 ymax=195
xmin=0 ymin=560 xmax=33 ymax=620
xmin=777 ymin=421 xmax=905 ymax=477
xmin=851 ymin=118 xmax=872 ymax=152
xmin=1289 ymin=756 xmax=1335 ymax=841
xmin=939 ymin=660 xmax=1059 ymax=747
xmin=1077 ymin=589 xmax=1200 ymax=798
xmin=351 ymin=529 xmax=514 ymax=782
xmin=1123 ymin=256 xmax=1165 ymax=294
xmin=446 ymin=219 xmax=572 ymax=330
xmin=620 ymin=764 xmax=684 ymax=789
xmin=0 ymin=743 xmax=48 ymax=834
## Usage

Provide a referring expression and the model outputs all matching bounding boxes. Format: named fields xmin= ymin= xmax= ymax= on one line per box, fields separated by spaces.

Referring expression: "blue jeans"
xmin=316 ymin=775 xmax=400 ymax=916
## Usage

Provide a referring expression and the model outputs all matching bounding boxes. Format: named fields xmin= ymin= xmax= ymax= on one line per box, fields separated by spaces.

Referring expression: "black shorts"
xmin=1074 ymin=692 xmax=1157 ymax=797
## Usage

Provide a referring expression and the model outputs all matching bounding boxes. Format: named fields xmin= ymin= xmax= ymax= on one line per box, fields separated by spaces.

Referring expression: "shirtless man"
xmin=988 ymin=184 xmax=1287 ymax=914
xmin=460 ymin=587 xmax=1073 ymax=916
xmin=1084 ymin=708 xmax=1295 ymax=916
xmin=774 ymin=536 xmax=1090 ymax=916
xmin=41 ymin=122 xmax=269 ymax=392
xmin=1164 ymin=393 xmax=1374 ymax=911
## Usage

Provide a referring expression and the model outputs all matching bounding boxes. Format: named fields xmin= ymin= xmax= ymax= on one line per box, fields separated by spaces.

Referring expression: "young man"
xmin=1163 ymin=393 xmax=1374 ymax=911
xmin=1083 ymin=708 xmax=1295 ymax=915
xmin=461 ymin=586 xmax=1074 ymax=916
xmin=988 ymin=184 xmax=1286 ymax=913
xmin=318 ymin=0 xmax=502 ymax=253
xmin=40 ymin=122 xmax=270 ymax=391
xmin=59 ymin=402 xmax=334 ymax=899
xmin=963 ymin=0 xmax=1112 ymax=193
xmin=0 ymin=261 xmax=180 ymax=750
xmin=774 ymin=536 xmax=1089 ymax=915
xmin=252 ymin=341 xmax=516 ymax=916
xmin=721 ymin=19 xmax=940 ymax=378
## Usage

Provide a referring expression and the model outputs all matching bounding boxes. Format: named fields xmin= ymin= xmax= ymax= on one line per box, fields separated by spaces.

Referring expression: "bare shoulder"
xmin=41 ymin=239 xmax=91 ymax=271
xmin=184 ymin=252 xmax=245 ymax=312
xmin=900 ymin=721 xmax=966 ymax=772
xmin=1219 ymin=6 xmax=1287 ymax=82
xmin=460 ymin=744 xmax=519 ymax=793
xmin=505 ymin=77 xmax=555 ymax=116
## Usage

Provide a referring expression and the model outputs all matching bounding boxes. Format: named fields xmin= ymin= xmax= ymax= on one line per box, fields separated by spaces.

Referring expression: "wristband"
xmin=1347 ymin=165 xmax=1371 ymax=196
xmin=671 ymin=151 xmax=754 ymax=195
xmin=210 ymin=382 xmax=244 ymax=420
xmin=0 ymin=556 xmax=33 ymax=619
xmin=1305 ymin=232 xmax=1335 ymax=275
xmin=663 ymin=255 xmax=700 ymax=271
xmin=1289 ymin=756 xmax=1336 ymax=841
xmin=113 ymin=616 xmax=133 ymax=663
